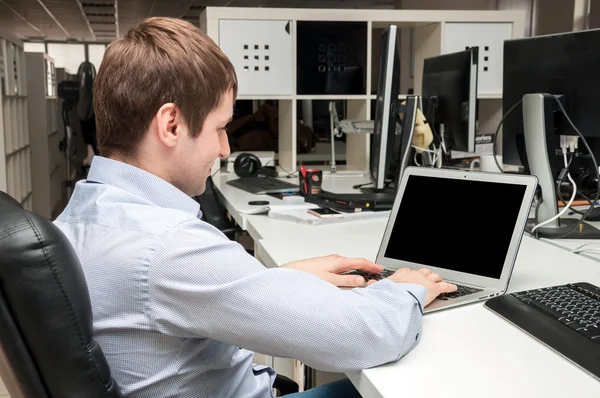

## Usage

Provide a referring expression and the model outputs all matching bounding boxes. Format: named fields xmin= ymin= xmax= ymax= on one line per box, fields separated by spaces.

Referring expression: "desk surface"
xmin=215 ymin=171 xmax=600 ymax=396
xmin=212 ymin=171 xmax=372 ymax=231
xmin=257 ymin=232 xmax=600 ymax=398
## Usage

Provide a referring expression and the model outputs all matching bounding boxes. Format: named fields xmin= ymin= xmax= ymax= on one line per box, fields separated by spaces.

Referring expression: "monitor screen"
xmin=370 ymin=25 xmax=400 ymax=189
xmin=384 ymin=174 xmax=526 ymax=279
xmin=503 ymin=29 xmax=600 ymax=178
xmin=422 ymin=48 xmax=478 ymax=153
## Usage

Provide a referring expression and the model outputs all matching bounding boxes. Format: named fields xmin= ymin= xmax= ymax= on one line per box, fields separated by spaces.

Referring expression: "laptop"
xmin=371 ymin=166 xmax=537 ymax=313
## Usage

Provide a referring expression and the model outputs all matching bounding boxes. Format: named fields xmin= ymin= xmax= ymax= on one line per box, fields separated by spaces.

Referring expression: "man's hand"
xmin=379 ymin=267 xmax=457 ymax=306
xmin=283 ymin=254 xmax=382 ymax=287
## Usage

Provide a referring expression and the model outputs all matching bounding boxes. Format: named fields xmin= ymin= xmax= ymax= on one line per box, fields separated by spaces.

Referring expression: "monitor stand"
xmin=584 ymin=208 xmax=600 ymax=221
xmin=359 ymin=95 xmax=421 ymax=199
xmin=359 ymin=185 xmax=396 ymax=204
xmin=525 ymin=218 xmax=600 ymax=239
xmin=360 ymin=185 xmax=395 ymax=195
xmin=522 ymin=93 xmax=600 ymax=239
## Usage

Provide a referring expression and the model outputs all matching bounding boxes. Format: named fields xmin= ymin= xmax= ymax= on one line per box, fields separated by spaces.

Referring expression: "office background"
xmin=2 ymin=1 xmax=600 ymax=397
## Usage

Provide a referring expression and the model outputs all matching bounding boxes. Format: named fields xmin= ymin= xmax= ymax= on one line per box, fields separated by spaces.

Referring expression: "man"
xmin=54 ymin=17 xmax=456 ymax=397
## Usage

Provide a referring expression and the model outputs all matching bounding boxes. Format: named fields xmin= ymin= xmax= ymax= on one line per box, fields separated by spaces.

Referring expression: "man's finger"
xmin=418 ymin=268 xmax=431 ymax=276
xmin=366 ymin=279 xmax=378 ymax=286
xmin=333 ymin=257 xmax=383 ymax=274
xmin=327 ymin=273 xmax=366 ymax=287
xmin=437 ymin=281 xmax=457 ymax=293
xmin=427 ymin=273 xmax=442 ymax=283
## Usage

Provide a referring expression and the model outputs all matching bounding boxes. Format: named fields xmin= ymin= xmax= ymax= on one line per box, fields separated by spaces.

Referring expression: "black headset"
xmin=233 ymin=153 xmax=278 ymax=178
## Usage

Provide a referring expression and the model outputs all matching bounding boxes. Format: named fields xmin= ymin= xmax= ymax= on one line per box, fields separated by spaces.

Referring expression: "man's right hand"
xmin=379 ymin=267 xmax=457 ymax=306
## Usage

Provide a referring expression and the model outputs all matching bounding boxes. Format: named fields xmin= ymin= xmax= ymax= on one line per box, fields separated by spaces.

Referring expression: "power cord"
xmin=492 ymin=100 xmax=523 ymax=173
xmin=531 ymin=152 xmax=577 ymax=234
xmin=551 ymin=96 xmax=600 ymax=239
xmin=571 ymin=241 xmax=600 ymax=255
xmin=557 ymin=156 xmax=591 ymax=216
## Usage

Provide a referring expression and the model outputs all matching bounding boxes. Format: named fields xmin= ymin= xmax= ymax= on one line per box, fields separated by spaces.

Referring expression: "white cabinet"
xmin=219 ymin=19 xmax=293 ymax=96
xmin=443 ymin=23 xmax=512 ymax=96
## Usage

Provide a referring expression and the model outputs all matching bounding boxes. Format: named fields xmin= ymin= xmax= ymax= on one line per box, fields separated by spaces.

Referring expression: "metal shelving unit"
xmin=0 ymin=30 xmax=31 ymax=211
xmin=26 ymin=52 xmax=62 ymax=219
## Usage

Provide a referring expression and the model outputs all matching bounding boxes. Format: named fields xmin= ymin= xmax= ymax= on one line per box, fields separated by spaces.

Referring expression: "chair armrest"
xmin=273 ymin=374 xmax=299 ymax=396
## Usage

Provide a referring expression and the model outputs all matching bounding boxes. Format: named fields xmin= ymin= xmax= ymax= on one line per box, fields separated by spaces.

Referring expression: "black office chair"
xmin=0 ymin=190 xmax=121 ymax=397
xmin=0 ymin=191 xmax=297 ymax=397
xmin=194 ymin=175 xmax=238 ymax=240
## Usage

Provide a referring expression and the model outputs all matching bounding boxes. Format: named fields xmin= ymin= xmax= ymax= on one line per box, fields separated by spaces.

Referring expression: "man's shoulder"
xmin=55 ymin=183 xmax=201 ymax=237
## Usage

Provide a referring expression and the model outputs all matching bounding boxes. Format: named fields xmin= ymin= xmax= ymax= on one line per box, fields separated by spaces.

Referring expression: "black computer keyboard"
xmin=485 ymin=282 xmax=600 ymax=379
xmin=343 ymin=269 xmax=483 ymax=299
xmin=226 ymin=177 xmax=298 ymax=194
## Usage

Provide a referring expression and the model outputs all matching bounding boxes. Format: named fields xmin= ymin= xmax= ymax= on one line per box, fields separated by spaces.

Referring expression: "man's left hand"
xmin=283 ymin=254 xmax=382 ymax=287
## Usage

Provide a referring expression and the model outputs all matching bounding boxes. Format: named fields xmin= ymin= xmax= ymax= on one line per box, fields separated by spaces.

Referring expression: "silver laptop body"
xmin=375 ymin=167 xmax=538 ymax=313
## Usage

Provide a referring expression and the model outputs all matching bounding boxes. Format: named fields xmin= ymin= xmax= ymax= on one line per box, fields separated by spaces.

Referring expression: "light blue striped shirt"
xmin=54 ymin=156 xmax=426 ymax=397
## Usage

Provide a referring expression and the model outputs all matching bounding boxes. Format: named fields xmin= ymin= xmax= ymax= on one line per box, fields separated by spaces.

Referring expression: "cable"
xmin=553 ymin=97 xmax=600 ymax=211
xmin=278 ymin=163 xmax=298 ymax=178
xmin=411 ymin=145 xmax=438 ymax=155
xmin=550 ymin=96 xmax=600 ymax=239
xmin=352 ymin=182 xmax=373 ymax=189
xmin=492 ymin=100 xmax=523 ymax=173
xmin=531 ymin=153 xmax=577 ymax=233
xmin=533 ymin=193 xmax=541 ymax=239
xmin=571 ymin=241 xmax=600 ymax=254
xmin=557 ymin=155 xmax=588 ymax=215
xmin=414 ymin=152 xmax=422 ymax=167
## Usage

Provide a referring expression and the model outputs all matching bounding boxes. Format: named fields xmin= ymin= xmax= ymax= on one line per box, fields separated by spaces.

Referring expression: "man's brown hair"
xmin=94 ymin=17 xmax=237 ymax=157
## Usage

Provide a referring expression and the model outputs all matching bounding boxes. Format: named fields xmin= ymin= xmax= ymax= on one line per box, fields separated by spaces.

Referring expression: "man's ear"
xmin=156 ymin=103 xmax=180 ymax=148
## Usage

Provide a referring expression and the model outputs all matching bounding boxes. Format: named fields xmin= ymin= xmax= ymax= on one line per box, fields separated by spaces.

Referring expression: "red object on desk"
xmin=300 ymin=165 xmax=307 ymax=194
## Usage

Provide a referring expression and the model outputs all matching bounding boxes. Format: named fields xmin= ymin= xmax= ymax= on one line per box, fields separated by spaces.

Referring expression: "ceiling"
xmin=0 ymin=0 xmax=396 ymax=43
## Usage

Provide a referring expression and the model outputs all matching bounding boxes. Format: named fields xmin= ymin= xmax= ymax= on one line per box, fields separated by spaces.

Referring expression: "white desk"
xmin=256 ymin=233 xmax=600 ymax=398
xmin=214 ymin=169 xmax=600 ymax=263
xmin=212 ymin=170 xmax=372 ymax=231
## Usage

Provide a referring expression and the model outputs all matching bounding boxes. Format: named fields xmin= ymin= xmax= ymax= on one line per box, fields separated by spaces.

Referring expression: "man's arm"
xmin=148 ymin=219 xmax=426 ymax=373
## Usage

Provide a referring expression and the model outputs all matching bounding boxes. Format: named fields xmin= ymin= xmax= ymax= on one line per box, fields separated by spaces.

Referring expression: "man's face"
xmin=174 ymin=89 xmax=233 ymax=196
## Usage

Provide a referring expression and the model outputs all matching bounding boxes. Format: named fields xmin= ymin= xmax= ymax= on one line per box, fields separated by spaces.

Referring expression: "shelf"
xmin=6 ymin=144 xmax=30 ymax=158
xmin=19 ymin=191 xmax=32 ymax=206
xmin=478 ymin=94 xmax=502 ymax=99
xmin=201 ymin=6 xmax=525 ymax=174
xmin=368 ymin=94 xmax=408 ymax=100
xmin=236 ymin=95 xmax=294 ymax=101
xmin=297 ymin=95 xmax=369 ymax=100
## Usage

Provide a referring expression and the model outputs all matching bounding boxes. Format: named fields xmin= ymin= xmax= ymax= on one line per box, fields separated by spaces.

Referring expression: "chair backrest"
xmin=0 ymin=191 xmax=121 ymax=398
xmin=195 ymin=175 xmax=237 ymax=239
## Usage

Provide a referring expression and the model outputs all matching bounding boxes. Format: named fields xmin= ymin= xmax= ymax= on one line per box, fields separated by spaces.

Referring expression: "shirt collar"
xmin=86 ymin=156 xmax=201 ymax=216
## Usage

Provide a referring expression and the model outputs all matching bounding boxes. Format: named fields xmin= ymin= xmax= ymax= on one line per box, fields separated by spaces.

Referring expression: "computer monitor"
xmin=369 ymin=25 xmax=400 ymax=190
xmin=421 ymin=48 xmax=479 ymax=154
xmin=503 ymin=29 xmax=600 ymax=176
xmin=502 ymin=29 xmax=600 ymax=239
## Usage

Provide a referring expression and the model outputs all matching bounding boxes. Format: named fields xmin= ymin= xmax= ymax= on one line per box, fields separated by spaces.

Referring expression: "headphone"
xmin=233 ymin=153 xmax=278 ymax=178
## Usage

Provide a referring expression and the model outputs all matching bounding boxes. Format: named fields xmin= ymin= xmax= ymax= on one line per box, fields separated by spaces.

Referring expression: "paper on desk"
xmin=268 ymin=207 xmax=390 ymax=226
xmin=238 ymin=203 xmax=318 ymax=215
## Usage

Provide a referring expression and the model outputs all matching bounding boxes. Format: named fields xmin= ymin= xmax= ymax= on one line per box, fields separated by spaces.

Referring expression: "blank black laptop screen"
xmin=384 ymin=175 xmax=527 ymax=279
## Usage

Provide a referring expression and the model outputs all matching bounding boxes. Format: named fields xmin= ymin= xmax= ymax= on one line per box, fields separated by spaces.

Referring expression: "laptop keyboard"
xmin=343 ymin=268 xmax=483 ymax=299
xmin=343 ymin=269 xmax=396 ymax=281
xmin=437 ymin=284 xmax=483 ymax=300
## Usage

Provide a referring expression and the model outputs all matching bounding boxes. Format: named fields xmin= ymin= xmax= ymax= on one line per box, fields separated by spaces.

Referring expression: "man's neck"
xmin=107 ymin=154 xmax=171 ymax=184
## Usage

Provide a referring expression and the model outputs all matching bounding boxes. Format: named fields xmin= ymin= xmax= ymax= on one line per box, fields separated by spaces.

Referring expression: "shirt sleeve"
xmin=148 ymin=218 xmax=426 ymax=373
